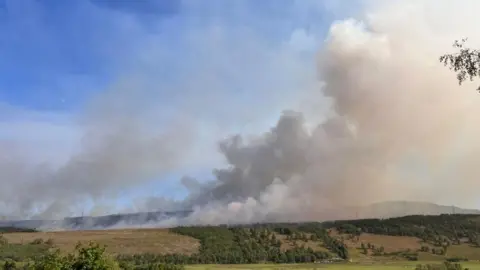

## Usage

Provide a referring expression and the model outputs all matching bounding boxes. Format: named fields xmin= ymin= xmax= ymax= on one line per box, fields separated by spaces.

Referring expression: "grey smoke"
xmin=152 ymin=0 xmax=480 ymax=226
xmin=0 ymin=100 xmax=196 ymax=219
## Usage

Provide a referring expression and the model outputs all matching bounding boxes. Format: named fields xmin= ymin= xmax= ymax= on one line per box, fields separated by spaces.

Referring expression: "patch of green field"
xmin=186 ymin=262 xmax=480 ymax=270
xmin=0 ymin=243 xmax=50 ymax=262
xmin=416 ymin=252 xmax=444 ymax=261
xmin=447 ymin=244 xmax=480 ymax=260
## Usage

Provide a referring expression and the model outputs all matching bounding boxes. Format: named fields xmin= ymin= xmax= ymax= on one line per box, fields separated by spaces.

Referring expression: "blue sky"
xmin=0 ymin=0 xmax=365 ymax=216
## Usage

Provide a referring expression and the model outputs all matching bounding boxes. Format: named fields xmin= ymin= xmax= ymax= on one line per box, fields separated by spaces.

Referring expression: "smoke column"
xmin=153 ymin=0 xmax=480 ymax=226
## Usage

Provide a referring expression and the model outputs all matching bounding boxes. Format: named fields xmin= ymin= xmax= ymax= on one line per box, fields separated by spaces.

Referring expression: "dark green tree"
xmin=440 ymin=38 xmax=480 ymax=91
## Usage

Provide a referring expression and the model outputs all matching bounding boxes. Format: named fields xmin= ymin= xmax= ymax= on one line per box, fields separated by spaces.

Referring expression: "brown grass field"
xmin=330 ymin=229 xmax=427 ymax=253
xmin=2 ymin=228 xmax=200 ymax=255
xmin=344 ymin=233 xmax=426 ymax=253
xmin=185 ymin=262 xmax=480 ymax=270
xmin=327 ymin=229 xmax=480 ymax=261
xmin=274 ymin=233 xmax=330 ymax=253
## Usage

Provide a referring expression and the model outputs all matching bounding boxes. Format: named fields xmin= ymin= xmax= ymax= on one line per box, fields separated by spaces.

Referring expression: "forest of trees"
xmin=118 ymin=226 xmax=336 ymax=265
xmin=117 ymin=214 xmax=480 ymax=266
xmin=323 ymin=214 xmax=480 ymax=247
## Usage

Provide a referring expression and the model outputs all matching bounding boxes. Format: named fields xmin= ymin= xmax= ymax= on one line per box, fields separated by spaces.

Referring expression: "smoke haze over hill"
xmin=1 ymin=201 xmax=478 ymax=231
xmin=3 ymin=0 xmax=480 ymax=226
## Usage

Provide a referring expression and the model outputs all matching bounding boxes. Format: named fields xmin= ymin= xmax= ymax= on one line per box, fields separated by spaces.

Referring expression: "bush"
xmin=32 ymin=242 xmax=119 ymax=270
xmin=446 ymin=257 xmax=468 ymax=262
xmin=2 ymin=260 xmax=16 ymax=270
xmin=71 ymin=242 xmax=119 ymax=270
xmin=31 ymin=249 xmax=72 ymax=270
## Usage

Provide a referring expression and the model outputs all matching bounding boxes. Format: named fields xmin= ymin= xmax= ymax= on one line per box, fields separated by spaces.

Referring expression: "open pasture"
xmin=2 ymin=228 xmax=200 ymax=255
xmin=186 ymin=262 xmax=480 ymax=270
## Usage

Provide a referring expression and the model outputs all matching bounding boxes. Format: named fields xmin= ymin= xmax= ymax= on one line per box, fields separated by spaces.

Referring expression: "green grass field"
xmin=186 ymin=262 xmax=480 ymax=270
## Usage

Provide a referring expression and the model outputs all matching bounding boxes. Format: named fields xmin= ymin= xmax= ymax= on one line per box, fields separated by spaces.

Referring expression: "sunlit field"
xmin=186 ymin=262 xmax=480 ymax=270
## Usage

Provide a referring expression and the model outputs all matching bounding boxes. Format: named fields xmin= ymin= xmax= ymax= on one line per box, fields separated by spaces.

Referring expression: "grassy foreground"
xmin=2 ymin=228 xmax=200 ymax=255
xmin=186 ymin=262 xmax=480 ymax=269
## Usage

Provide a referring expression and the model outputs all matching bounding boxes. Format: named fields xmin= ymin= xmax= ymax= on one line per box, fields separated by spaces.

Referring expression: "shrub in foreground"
xmin=29 ymin=242 xmax=119 ymax=270
xmin=23 ymin=242 xmax=184 ymax=270
xmin=2 ymin=260 xmax=16 ymax=270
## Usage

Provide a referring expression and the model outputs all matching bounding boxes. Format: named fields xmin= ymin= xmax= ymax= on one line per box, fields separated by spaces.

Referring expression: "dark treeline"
xmin=322 ymin=214 xmax=480 ymax=246
xmin=0 ymin=227 xmax=36 ymax=233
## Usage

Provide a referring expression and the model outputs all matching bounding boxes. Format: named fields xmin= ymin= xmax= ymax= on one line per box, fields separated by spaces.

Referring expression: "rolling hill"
xmin=0 ymin=201 xmax=478 ymax=231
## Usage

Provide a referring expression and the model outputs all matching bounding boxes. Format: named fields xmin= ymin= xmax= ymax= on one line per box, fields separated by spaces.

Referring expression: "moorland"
xmin=1 ymin=211 xmax=480 ymax=269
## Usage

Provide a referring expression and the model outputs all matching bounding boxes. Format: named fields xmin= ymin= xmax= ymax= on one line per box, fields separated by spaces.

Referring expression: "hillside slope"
xmin=1 ymin=214 xmax=480 ymax=264
xmin=1 ymin=201 xmax=477 ymax=231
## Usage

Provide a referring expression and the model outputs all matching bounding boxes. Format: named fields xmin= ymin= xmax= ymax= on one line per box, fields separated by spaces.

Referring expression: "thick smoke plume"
xmin=155 ymin=0 xmax=480 ymax=226
xmin=3 ymin=0 xmax=480 ymax=228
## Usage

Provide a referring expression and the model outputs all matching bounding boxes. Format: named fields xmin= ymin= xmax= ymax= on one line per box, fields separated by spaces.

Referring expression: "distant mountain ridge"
xmin=355 ymin=201 xmax=480 ymax=219
xmin=0 ymin=201 xmax=478 ymax=231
